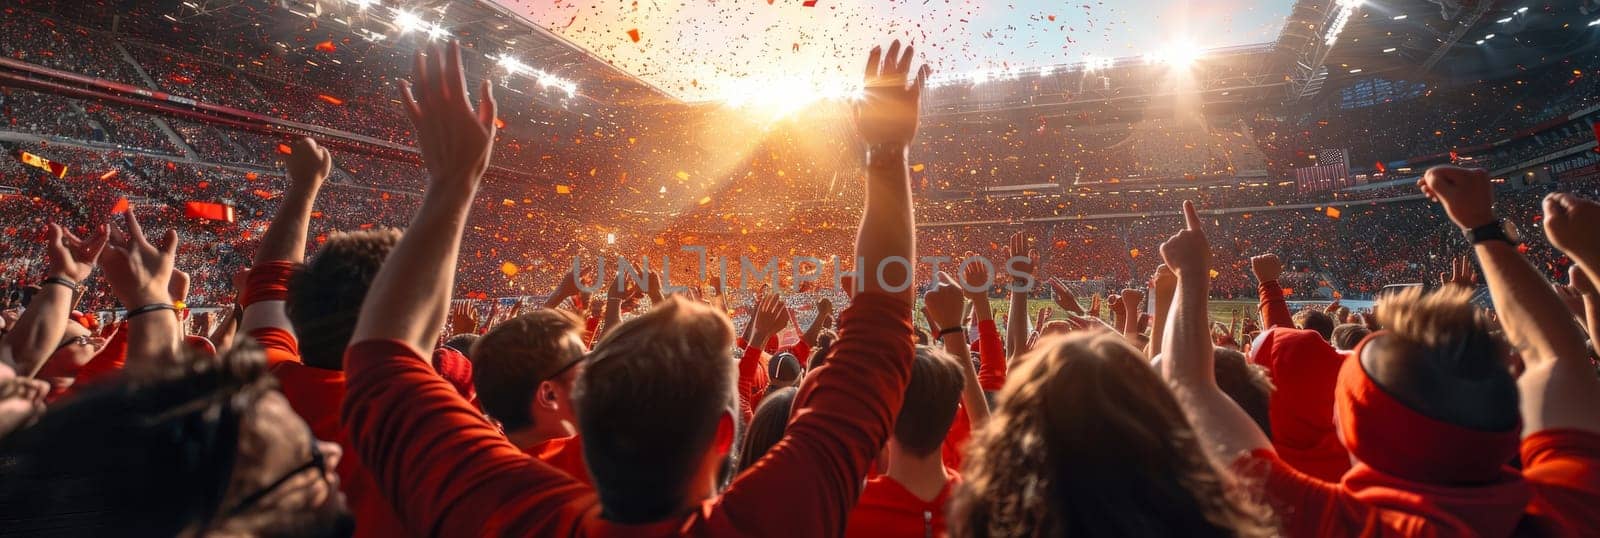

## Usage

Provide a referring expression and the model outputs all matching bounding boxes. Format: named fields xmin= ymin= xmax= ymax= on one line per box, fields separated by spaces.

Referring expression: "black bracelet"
xmin=40 ymin=276 xmax=80 ymax=292
xmin=127 ymin=303 xmax=177 ymax=319
xmin=935 ymin=326 xmax=966 ymax=339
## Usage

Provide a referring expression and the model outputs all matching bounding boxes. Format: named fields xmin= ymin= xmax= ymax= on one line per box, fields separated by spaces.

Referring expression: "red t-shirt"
xmin=845 ymin=472 xmax=959 ymax=538
xmin=526 ymin=435 xmax=593 ymax=486
xmin=340 ymin=292 xmax=914 ymax=536
xmin=1239 ymin=429 xmax=1600 ymax=537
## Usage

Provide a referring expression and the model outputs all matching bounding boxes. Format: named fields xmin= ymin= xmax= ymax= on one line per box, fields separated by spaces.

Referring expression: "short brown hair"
xmin=574 ymin=296 xmax=736 ymax=524
xmin=1213 ymin=347 xmax=1273 ymax=438
xmin=471 ymin=309 xmax=586 ymax=432
xmin=286 ymin=229 xmax=400 ymax=370
xmin=1331 ymin=323 xmax=1370 ymax=351
xmin=893 ymin=345 xmax=965 ymax=457
xmin=1293 ymin=309 xmax=1335 ymax=341
xmin=1365 ymin=286 xmax=1517 ymax=431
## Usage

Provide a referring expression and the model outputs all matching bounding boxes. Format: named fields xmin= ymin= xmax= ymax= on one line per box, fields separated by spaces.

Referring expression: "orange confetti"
xmin=911 ymin=163 xmax=926 ymax=172
xmin=494 ymin=117 xmax=506 ymax=129
xmin=698 ymin=196 xmax=712 ymax=205
xmin=1209 ymin=269 xmax=1220 ymax=279
xmin=1129 ymin=248 xmax=1140 ymax=258
xmin=555 ymin=185 xmax=572 ymax=194
xmin=627 ymin=29 xmax=640 ymax=42
xmin=314 ymin=40 xmax=336 ymax=53
xmin=276 ymin=144 xmax=293 ymax=155
xmin=1325 ymin=207 xmax=1342 ymax=219
xmin=316 ymin=94 xmax=344 ymax=106
xmin=501 ymin=262 xmax=519 ymax=277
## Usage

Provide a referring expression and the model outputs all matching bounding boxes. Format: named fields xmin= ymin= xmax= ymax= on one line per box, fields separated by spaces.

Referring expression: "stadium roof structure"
xmin=1289 ymin=0 xmax=1600 ymax=101
xmin=918 ymin=0 xmax=1600 ymax=115
xmin=40 ymin=0 xmax=677 ymax=109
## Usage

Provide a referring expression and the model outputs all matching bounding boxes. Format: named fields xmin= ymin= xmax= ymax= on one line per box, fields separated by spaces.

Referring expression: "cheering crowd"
xmin=0 ymin=38 xmax=1599 ymax=537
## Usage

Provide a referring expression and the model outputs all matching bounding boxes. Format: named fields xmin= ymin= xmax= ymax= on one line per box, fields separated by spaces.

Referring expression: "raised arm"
xmin=1160 ymin=201 xmax=1271 ymax=460
xmin=1421 ymin=168 xmax=1600 ymax=435
xmin=100 ymin=209 xmax=181 ymax=370
xmin=927 ymin=271 xmax=989 ymax=428
xmin=963 ymin=259 xmax=1007 ymax=391
xmin=540 ymin=267 xmax=584 ymax=309
xmin=7 ymin=224 xmax=106 ymax=376
xmin=1250 ymin=254 xmax=1294 ymax=329
xmin=801 ymin=297 xmax=833 ymax=346
xmin=851 ymin=44 xmax=927 ymax=302
xmin=240 ymin=136 xmax=330 ymax=335
xmin=1148 ymin=264 xmax=1176 ymax=357
xmin=1004 ymin=232 xmax=1035 ymax=359
xmin=352 ymin=40 xmax=497 ymax=353
xmin=719 ymin=40 xmax=926 ymax=537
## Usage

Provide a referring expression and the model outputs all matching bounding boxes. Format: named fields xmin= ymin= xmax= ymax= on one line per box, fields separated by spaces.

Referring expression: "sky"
xmin=488 ymin=0 xmax=1298 ymax=103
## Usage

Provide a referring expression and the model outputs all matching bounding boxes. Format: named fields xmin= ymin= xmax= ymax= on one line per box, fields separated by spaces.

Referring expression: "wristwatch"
xmin=1464 ymin=219 xmax=1521 ymax=246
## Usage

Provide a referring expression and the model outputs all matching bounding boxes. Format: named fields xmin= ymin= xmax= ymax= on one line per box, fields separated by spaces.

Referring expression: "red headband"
xmin=1338 ymin=332 xmax=1520 ymax=484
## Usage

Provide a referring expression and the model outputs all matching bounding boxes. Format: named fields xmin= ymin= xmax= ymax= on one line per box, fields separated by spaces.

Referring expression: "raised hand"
xmin=1249 ymin=253 xmax=1282 ymax=284
xmin=1160 ymin=201 xmax=1211 ymax=277
xmin=1152 ymin=264 xmax=1177 ymax=296
xmin=101 ymin=208 xmax=178 ymax=307
xmin=399 ymin=40 xmax=497 ymax=196
xmin=1048 ymin=278 xmax=1084 ymax=315
xmin=1542 ymin=192 xmax=1600 ymax=264
xmin=960 ymin=254 xmax=992 ymax=302
xmin=1440 ymin=255 xmax=1477 ymax=289
xmin=45 ymin=223 xmax=108 ymax=283
xmin=1418 ymin=165 xmax=1496 ymax=229
xmin=923 ymin=272 xmax=965 ymax=334
xmin=750 ymin=293 xmax=791 ymax=343
xmin=816 ymin=297 xmax=834 ymax=324
xmin=1006 ymin=231 xmax=1038 ymax=288
xmin=854 ymin=39 xmax=931 ymax=147
xmin=1120 ymin=288 xmax=1145 ymax=312
xmin=285 ymin=136 xmax=332 ymax=190
xmin=646 ymin=271 xmax=665 ymax=303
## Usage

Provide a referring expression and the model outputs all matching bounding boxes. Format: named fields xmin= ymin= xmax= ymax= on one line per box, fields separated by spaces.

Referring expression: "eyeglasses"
xmin=223 ymin=423 xmax=329 ymax=517
xmin=543 ymin=354 xmax=585 ymax=382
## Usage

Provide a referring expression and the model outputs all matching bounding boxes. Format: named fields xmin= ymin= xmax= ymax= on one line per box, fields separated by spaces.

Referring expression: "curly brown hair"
xmin=949 ymin=330 xmax=1275 ymax=537
xmin=286 ymin=228 xmax=400 ymax=370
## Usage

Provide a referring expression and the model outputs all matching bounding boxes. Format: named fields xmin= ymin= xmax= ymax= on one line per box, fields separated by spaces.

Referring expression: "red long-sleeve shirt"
xmin=1257 ymin=279 xmax=1294 ymax=330
xmin=941 ymin=319 xmax=1007 ymax=470
xmin=340 ymin=292 xmax=913 ymax=536
xmin=245 ymin=260 xmax=410 ymax=538
xmin=844 ymin=473 xmax=959 ymax=538
xmin=736 ymin=344 xmax=769 ymax=425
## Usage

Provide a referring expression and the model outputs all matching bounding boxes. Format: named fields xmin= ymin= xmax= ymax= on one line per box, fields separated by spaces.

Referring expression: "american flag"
xmin=1295 ymin=148 xmax=1351 ymax=193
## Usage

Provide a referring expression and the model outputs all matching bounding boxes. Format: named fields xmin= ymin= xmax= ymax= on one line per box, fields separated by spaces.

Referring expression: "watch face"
xmin=1504 ymin=221 xmax=1521 ymax=244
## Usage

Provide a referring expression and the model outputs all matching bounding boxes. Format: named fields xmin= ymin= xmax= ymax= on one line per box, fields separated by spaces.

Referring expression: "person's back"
xmin=1248 ymin=326 xmax=1350 ymax=481
xmin=1241 ymin=286 xmax=1597 ymax=536
xmin=338 ymin=37 xmax=926 ymax=537
xmin=949 ymin=330 xmax=1272 ymax=537
xmin=846 ymin=345 xmax=965 ymax=538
